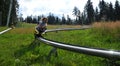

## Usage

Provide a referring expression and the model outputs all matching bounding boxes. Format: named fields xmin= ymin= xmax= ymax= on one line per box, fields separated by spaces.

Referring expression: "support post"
xmin=6 ymin=0 xmax=13 ymax=27
xmin=47 ymin=48 xmax=58 ymax=60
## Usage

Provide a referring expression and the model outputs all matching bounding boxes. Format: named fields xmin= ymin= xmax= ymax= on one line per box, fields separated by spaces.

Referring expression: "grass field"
xmin=0 ymin=22 xmax=120 ymax=66
xmin=45 ymin=22 xmax=120 ymax=50
xmin=0 ymin=27 xmax=7 ymax=32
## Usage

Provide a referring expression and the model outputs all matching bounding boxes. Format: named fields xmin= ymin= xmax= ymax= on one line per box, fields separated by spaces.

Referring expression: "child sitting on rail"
xmin=34 ymin=17 xmax=48 ymax=38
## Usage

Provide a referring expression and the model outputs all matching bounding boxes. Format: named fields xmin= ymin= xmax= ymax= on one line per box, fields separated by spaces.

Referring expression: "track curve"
xmin=0 ymin=28 xmax=12 ymax=35
xmin=38 ymin=27 xmax=120 ymax=61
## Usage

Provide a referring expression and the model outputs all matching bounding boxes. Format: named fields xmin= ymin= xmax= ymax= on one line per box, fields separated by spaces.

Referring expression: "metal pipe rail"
xmin=45 ymin=26 xmax=91 ymax=33
xmin=0 ymin=28 xmax=12 ymax=35
xmin=38 ymin=27 xmax=120 ymax=61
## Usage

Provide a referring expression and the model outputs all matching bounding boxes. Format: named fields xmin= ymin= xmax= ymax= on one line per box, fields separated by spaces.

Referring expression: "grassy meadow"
xmin=0 ymin=22 xmax=120 ymax=66
xmin=0 ymin=27 xmax=7 ymax=32
xmin=45 ymin=22 xmax=120 ymax=50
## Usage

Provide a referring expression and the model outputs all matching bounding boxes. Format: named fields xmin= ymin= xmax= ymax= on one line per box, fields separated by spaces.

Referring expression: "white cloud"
xmin=18 ymin=0 xmax=116 ymax=18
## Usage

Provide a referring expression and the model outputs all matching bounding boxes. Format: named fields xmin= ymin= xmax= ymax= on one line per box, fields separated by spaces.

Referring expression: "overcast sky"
xmin=18 ymin=0 xmax=116 ymax=18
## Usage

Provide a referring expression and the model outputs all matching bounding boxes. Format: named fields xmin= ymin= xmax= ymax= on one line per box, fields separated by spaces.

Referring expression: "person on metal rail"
xmin=34 ymin=17 xmax=48 ymax=38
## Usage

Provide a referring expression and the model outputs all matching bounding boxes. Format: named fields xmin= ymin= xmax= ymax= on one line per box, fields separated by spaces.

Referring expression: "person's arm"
xmin=38 ymin=22 xmax=43 ymax=28
xmin=41 ymin=23 xmax=47 ymax=28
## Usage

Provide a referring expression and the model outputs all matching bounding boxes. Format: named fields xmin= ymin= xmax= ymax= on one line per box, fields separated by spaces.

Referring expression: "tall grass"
xmin=92 ymin=21 xmax=120 ymax=42
xmin=93 ymin=21 xmax=120 ymax=33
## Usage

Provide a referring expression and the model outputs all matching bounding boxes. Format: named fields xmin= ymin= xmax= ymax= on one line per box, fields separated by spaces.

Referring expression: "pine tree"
xmin=84 ymin=0 xmax=94 ymax=24
xmin=11 ymin=0 xmax=19 ymax=25
xmin=66 ymin=15 xmax=72 ymax=25
xmin=73 ymin=6 xmax=80 ymax=23
xmin=94 ymin=7 xmax=100 ymax=22
xmin=99 ymin=0 xmax=108 ymax=21
xmin=0 ymin=0 xmax=4 ymax=25
xmin=47 ymin=13 xmax=56 ymax=24
xmin=108 ymin=2 xmax=114 ymax=21
xmin=32 ymin=17 xmax=37 ymax=23
xmin=115 ymin=0 xmax=120 ymax=20
xmin=55 ymin=17 xmax=61 ymax=24
xmin=81 ymin=12 xmax=85 ymax=25
xmin=62 ymin=14 xmax=66 ymax=24
xmin=26 ymin=16 xmax=32 ymax=23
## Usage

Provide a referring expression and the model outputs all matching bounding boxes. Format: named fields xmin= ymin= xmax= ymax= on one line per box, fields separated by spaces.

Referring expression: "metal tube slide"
xmin=0 ymin=28 xmax=12 ymax=35
xmin=38 ymin=37 xmax=120 ymax=60
xmin=38 ymin=27 xmax=120 ymax=61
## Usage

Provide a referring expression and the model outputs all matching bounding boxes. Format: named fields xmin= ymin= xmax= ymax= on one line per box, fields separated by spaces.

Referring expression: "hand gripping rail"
xmin=38 ymin=27 xmax=120 ymax=61
xmin=0 ymin=28 xmax=12 ymax=35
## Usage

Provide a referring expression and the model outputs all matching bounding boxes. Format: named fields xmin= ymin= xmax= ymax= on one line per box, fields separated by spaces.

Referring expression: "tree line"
xmin=23 ymin=0 xmax=120 ymax=25
xmin=0 ymin=0 xmax=19 ymax=26
xmin=74 ymin=0 xmax=120 ymax=24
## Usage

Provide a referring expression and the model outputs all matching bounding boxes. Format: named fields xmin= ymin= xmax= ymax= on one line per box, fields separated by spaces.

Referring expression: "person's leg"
xmin=39 ymin=30 xmax=44 ymax=37
xmin=34 ymin=27 xmax=43 ymax=38
xmin=34 ymin=28 xmax=39 ymax=39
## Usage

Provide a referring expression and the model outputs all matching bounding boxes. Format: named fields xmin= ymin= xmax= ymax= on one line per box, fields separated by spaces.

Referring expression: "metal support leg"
xmin=103 ymin=59 xmax=117 ymax=66
xmin=56 ymin=31 xmax=58 ymax=33
xmin=107 ymin=60 xmax=115 ymax=66
xmin=47 ymin=48 xmax=58 ymax=60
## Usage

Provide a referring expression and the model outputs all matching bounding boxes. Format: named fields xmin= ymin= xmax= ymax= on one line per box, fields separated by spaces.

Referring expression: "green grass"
xmin=45 ymin=29 xmax=120 ymax=50
xmin=0 ymin=29 xmax=34 ymax=66
xmin=15 ymin=22 xmax=36 ymax=28
xmin=0 ymin=22 xmax=120 ymax=66
xmin=0 ymin=27 xmax=8 ymax=31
